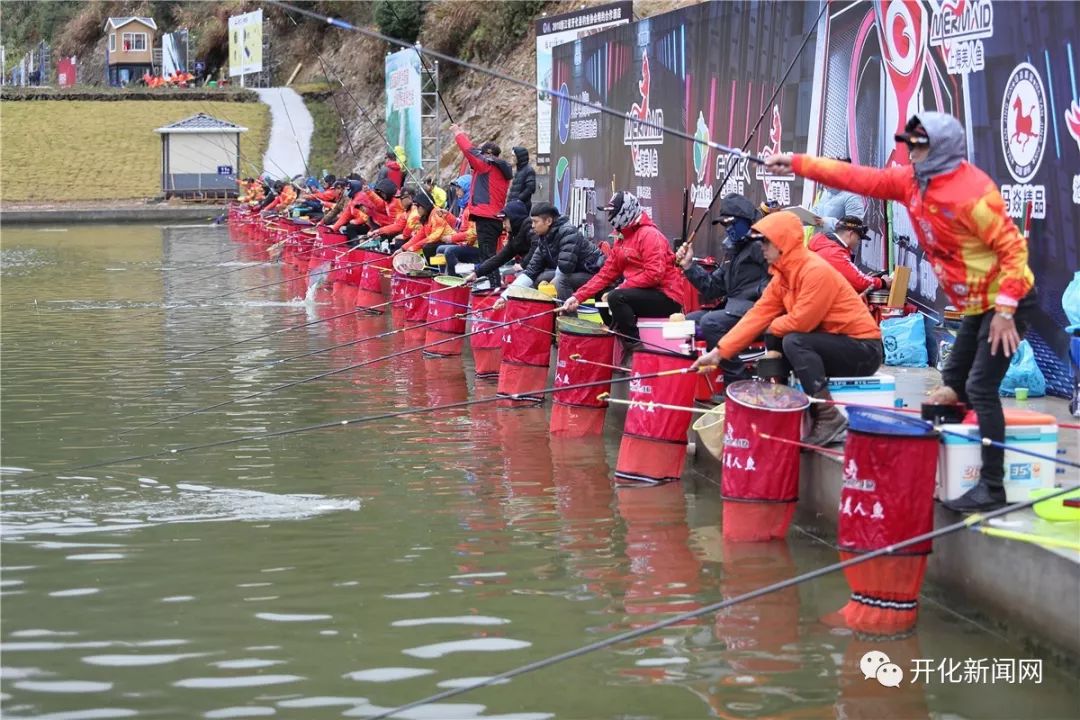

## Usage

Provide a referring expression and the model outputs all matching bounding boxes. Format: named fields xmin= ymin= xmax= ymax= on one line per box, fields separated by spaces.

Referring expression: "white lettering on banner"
xmin=715 ymin=155 xmax=750 ymax=197
xmin=690 ymin=183 xmax=714 ymax=209
xmin=1073 ymin=176 xmax=1080 ymax=205
xmin=628 ymin=400 xmax=657 ymax=413
xmin=840 ymin=496 xmax=853 ymax=516
xmin=1000 ymin=184 xmax=1047 ymax=219
xmin=555 ymin=373 xmax=570 ymax=386
xmin=871 ymin=501 xmax=885 ymax=520
xmin=723 ymin=426 xmax=750 ymax=449
xmin=755 ymin=106 xmax=793 ymax=203
xmin=635 ymin=186 xmax=652 ymax=200
xmin=632 ymin=146 xmax=660 ymax=178
xmin=628 ymin=379 xmax=653 ymax=395
xmin=557 ymin=360 xmax=567 ymax=368
xmin=929 ymin=0 xmax=994 ymax=76
xmin=842 ymin=460 xmax=877 ymax=492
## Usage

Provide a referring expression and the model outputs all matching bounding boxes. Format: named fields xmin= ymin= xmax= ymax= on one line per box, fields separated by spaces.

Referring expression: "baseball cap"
xmin=836 ymin=216 xmax=870 ymax=238
xmin=894 ymin=115 xmax=930 ymax=146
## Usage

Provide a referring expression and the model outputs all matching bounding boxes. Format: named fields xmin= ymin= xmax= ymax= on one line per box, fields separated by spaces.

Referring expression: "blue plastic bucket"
xmin=847 ymin=406 xmax=936 ymax=437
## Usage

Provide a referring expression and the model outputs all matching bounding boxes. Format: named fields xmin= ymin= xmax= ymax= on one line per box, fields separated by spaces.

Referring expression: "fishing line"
xmin=172 ymin=280 xmax=451 ymax=362
xmin=267 ymin=0 xmax=764 ymax=165
xmin=129 ymin=309 xmax=481 ymax=401
xmin=685 ymin=1 xmax=828 ymax=244
xmin=372 ymin=481 xmax=1080 ymax=720
xmin=26 ymin=366 xmax=683 ymax=480
xmin=382 ymin=0 xmax=456 ymax=123
xmin=120 ymin=298 xmax=545 ymax=436
xmin=164 ymin=236 xmax=350 ymax=293
xmin=281 ymin=10 xmax=438 ymax=208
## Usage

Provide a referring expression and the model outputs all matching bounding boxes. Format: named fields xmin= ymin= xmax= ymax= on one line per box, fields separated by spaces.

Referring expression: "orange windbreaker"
xmin=374 ymin=205 xmax=416 ymax=237
xmin=792 ymin=155 xmax=1034 ymax=315
xmin=365 ymin=192 xmax=402 ymax=228
xmin=403 ymin=208 xmax=455 ymax=252
xmin=331 ymin=194 xmax=370 ymax=231
xmin=717 ymin=212 xmax=881 ymax=360
xmin=266 ymin=184 xmax=296 ymax=212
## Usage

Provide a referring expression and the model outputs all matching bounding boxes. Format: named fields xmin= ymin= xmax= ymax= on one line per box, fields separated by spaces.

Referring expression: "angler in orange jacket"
xmin=692 ymin=211 xmax=882 ymax=446
xmin=400 ymin=193 xmax=455 ymax=260
xmin=767 ymin=111 xmax=1037 ymax=512
xmin=331 ymin=181 xmax=372 ymax=244
xmin=262 ymin=182 xmax=296 ymax=214
xmin=371 ymin=187 xmax=416 ymax=243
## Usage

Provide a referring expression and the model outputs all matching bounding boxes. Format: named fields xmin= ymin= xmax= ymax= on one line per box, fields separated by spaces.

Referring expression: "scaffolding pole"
xmin=418 ymin=59 xmax=442 ymax=182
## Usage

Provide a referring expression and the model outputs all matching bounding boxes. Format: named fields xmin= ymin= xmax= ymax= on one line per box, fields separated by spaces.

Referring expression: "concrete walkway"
xmin=253 ymin=87 xmax=313 ymax=180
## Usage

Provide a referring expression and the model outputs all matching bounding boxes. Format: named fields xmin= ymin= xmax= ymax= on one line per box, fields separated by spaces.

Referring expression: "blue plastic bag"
xmin=999 ymin=340 xmax=1047 ymax=397
xmin=882 ymin=314 xmax=928 ymax=368
xmin=1064 ymin=271 xmax=1080 ymax=332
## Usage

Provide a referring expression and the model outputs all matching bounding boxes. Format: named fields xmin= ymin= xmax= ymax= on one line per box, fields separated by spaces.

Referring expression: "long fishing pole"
xmin=173 ymin=280 xmax=452 ymax=362
xmin=28 ymin=366 xmax=688 ymax=480
xmin=372 ymin=481 xmax=1080 ymax=720
xmin=128 ymin=309 xmax=480 ymax=402
xmin=684 ymin=1 xmax=828 ymax=245
xmin=267 ymin=0 xmax=763 ymax=167
xmin=282 ymin=10 xmax=437 ymax=207
xmin=119 ymin=299 xmax=547 ymax=436
xmin=383 ymin=0 xmax=456 ymax=123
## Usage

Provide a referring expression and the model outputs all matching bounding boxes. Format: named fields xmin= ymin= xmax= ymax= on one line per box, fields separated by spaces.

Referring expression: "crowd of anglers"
xmin=236 ymin=111 xmax=1037 ymax=515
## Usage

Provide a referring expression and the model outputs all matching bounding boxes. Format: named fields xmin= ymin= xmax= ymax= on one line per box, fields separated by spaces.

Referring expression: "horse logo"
xmin=1000 ymin=62 xmax=1047 ymax=183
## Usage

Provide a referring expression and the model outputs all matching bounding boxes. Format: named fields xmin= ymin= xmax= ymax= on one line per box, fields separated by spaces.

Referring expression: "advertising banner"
xmin=552 ymin=0 xmax=1076 ymax=395
xmin=535 ymin=1 xmax=632 ymax=161
xmin=384 ymin=48 xmax=423 ymax=173
xmin=162 ymin=30 xmax=189 ymax=76
xmin=228 ymin=9 xmax=263 ymax=77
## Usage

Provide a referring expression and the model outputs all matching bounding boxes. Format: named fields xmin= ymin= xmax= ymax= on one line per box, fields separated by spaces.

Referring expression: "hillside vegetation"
xmin=0 ymin=101 xmax=268 ymax=202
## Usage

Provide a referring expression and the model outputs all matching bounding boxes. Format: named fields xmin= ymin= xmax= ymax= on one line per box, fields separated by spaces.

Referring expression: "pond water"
xmin=1 ymin=223 xmax=1077 ymax=719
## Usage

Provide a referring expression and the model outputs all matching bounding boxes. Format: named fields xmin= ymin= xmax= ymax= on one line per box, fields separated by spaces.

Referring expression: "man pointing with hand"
xmin=766 ymin=111 xmax=1036 ymax=513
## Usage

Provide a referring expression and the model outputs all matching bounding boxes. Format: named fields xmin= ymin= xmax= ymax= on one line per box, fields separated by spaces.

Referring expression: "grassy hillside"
xmin=0 ymin=100 xmax=269 ymax=202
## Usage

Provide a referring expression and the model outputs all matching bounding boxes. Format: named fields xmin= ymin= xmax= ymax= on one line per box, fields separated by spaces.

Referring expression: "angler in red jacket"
xmin=451 ymin=124 xmax=513 ymax=278
xmin=767 ymin=111 xmax=1037 ymax=513
xmin=808 ymin=216 xmax=891 ymax=294
xmin=376 ymin=151 xmax=404 ymax=190
xmin=562 ymin=191 xmax=685 ymax=351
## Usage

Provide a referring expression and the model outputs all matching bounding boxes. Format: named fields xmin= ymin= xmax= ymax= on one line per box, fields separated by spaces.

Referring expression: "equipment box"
xmin=793 ymin=373 xmax=895 ymax=417
xmin=936 ymin=422 xmax=1059 ymax=502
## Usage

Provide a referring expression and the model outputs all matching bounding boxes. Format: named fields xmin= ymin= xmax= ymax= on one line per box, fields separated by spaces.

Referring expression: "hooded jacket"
xmin=808 ymin=232 xmax=885 ymax=293
xmin=376 ymin=159 xmax=404 ymax=190
xmin=451 ymin=174 xmax=471 ymax=216
xmin=684 ymin=193 xmax=769 ymax=314
xmin=402 ymin=207 xmax=455 ymax=252
xmin=473 ymin=201 xmax=537 ymax=277
xmin=522 ymin=215 xmax=604 ymax=282
xmin=508 ymin=146 xmax=536 ymax=208
xmin=572 ymin=212 xmax=686 ymax=306
xmin=455 ymin=131 xmax=513 ymax=219
xmin=791 ymin=112 xmax=1033 ymax=315
xmin=717 ymin=212 xmax=881 ymax=360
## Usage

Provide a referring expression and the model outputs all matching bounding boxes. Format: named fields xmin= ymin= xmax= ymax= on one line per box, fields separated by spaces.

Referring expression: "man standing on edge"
xmin=766 ymin=112 xmax=1037 ymax=513
xmin=451 ymin=124 xmax=513 ymax=284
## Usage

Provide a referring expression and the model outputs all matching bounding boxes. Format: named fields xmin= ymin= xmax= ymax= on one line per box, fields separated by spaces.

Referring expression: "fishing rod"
xmin=382 ymin=0 xmax=456 ymax=123
xmin=28 ymin=365 xmax=689 ymax=481
xmin=268 ymin=0 xmax=764 ymax=167
xmin=119 ymin=301 xmax=551 ymax=436
xmin=372 ymin=479 xmax=1080 ymax=720
xmin=128 ymin=309 xmax=480 ymax=402
xmin=282 ymin=10 xmax=438 ymax=208
xmin=683 ymin=1 xmax=828 ymax=246
xmin=173 ymin=280 xmax=455 ymax=362
xmin=139 ymin=253 xmax=393 ymax=327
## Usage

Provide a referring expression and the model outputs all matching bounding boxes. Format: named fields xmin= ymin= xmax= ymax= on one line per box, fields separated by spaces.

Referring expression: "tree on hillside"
xmin=374 ymin=0 xmax=425 ymax=44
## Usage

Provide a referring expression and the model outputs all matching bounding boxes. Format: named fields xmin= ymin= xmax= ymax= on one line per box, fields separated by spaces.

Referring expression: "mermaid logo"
xmin=554 ymin=156 xmax=571 ymax=213
xmin=693 ymin=111 xmax=710 ymax=183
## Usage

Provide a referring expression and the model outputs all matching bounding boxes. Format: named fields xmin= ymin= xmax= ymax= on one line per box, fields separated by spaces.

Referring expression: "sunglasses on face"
xmin=895 ymin=134 xmax=930 ymax=148
xmin=717 ymin=215 xmax=736 ymax=227
xmin=748 ymin=230 xmax=768 ymax=242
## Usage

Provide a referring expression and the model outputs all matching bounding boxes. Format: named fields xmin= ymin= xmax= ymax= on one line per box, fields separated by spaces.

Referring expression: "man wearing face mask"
xmin=766 ymin=112 xmax=1037 ymax=513
xmin=674 ymin=193 xmax=769 ymax=385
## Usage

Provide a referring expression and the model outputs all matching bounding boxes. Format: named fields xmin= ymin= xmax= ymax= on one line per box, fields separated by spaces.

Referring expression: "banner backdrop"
xmin=552 ymin=0 xmax=1077 ymax=396
xmin=384 ymin=48 xmax=423 ymax=174
xmin=162 ymin=30 xmax=189 ymax=76
xmin=228 ymin=9 xmax=263 ymax=77
xmin=535 ymin=1 xmax=632 ymax=161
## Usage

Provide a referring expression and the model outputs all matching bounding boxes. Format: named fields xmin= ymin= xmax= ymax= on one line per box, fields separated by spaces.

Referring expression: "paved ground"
xmin=253 ymin=88 xmax=313 ymax=180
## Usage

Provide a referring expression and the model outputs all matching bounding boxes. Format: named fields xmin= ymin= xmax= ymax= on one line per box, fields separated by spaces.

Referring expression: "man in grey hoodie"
xmin=767 ymin=112 xmax=1037 ymax=513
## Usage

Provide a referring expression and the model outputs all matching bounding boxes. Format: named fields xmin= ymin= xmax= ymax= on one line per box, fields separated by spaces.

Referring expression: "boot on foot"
xmin=803 ymin=390 xmax=847 ymax=447
xmin=942 ymin=481 xmax=1007 ymax=513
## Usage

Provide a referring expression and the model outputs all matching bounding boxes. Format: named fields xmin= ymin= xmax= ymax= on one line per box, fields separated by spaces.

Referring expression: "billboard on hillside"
xmin=162 ymin=30 xmax=189 ymax=76
xmin=228 ymin=9 xmax=263 ymax=77
xmin=385 ymin=48 xmax=422 ymax=174
xmin=553 ymin=0 xmax=1078 ymax=397
xmin=535 ymin=1 xmax=632 ymax=161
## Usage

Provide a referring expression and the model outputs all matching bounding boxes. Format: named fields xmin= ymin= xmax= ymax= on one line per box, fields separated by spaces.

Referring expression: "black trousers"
xmin=474 ymin=216 xmax=503 ymax=283
xmin=688 ymin=309 xmax=749 ymax=383
xmin=776 ymin=332 xmax=883 ymax=397
xmin=342 ymin=222 xmax=370 ymax=247
xmin=603 ymin=288 xmax=682 ymax=342
xmin=941 ymin=293 xmax=1036 ymax=489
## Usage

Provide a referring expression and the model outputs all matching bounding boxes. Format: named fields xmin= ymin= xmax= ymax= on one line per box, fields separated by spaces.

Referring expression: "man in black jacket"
xmin=511 ymin=202 xmax=604 ymax=300
xmin=462 ymin=200 xmax=536 ymax=288
xmin=675 ymin=193 xmax=769 ymax=384
xmin=508 ymin=146 xmax=536 ymax=210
